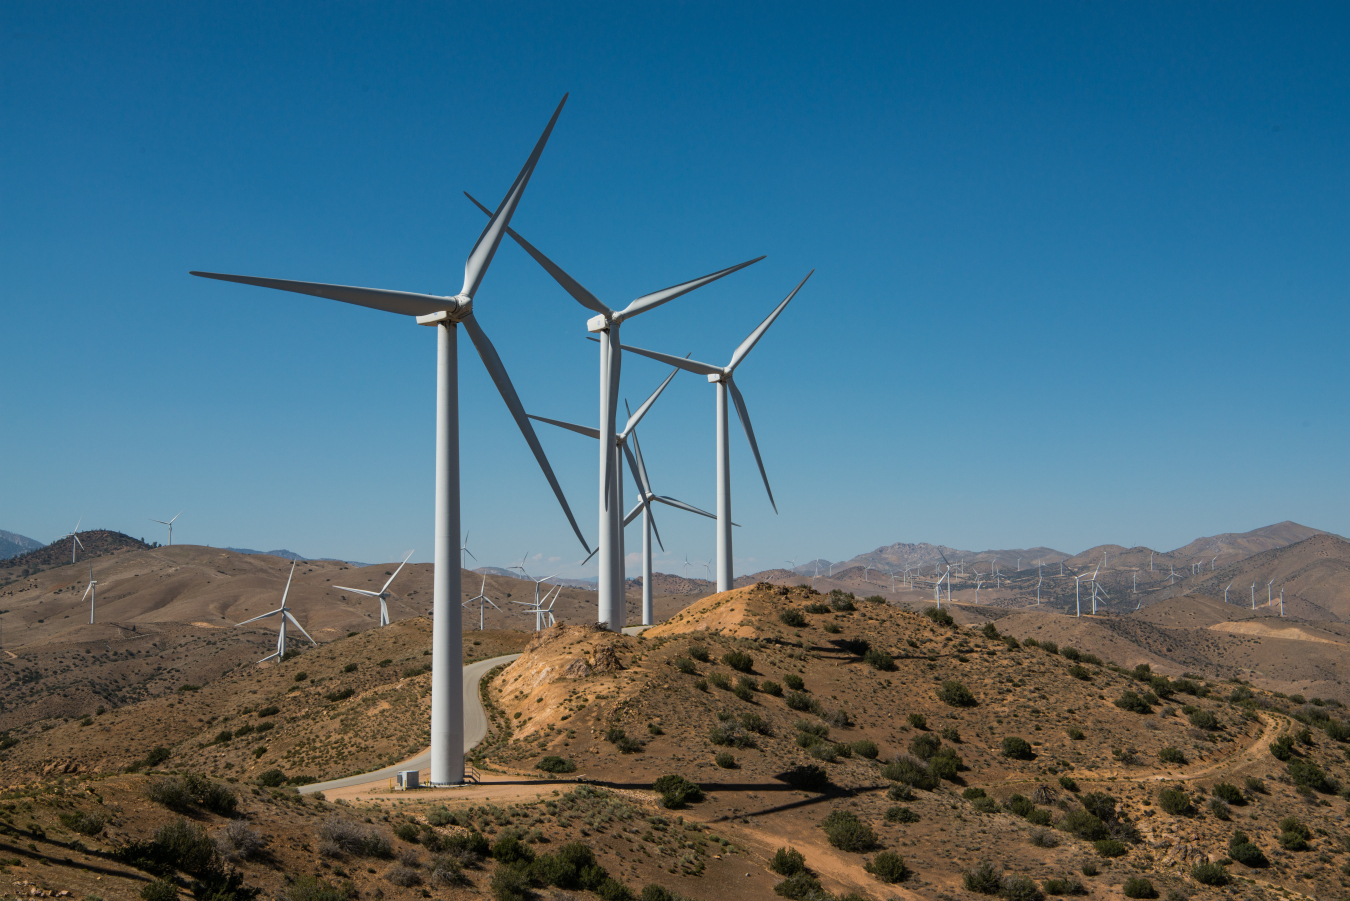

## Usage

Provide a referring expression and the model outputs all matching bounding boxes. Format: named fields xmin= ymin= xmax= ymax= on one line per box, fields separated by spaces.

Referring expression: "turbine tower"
xmin=236 ymin=562 xmax=316 ymax=662
xmin=465 ymin=193 xmax=763 ymax=627
xmin=80 ymin=565 xmax=97 ymax=624
xmin=621 ymin=272 xmax=814 ymax=591
xmin=193 ymin=96 xmax=587 ymax=786
xmin=150 ymin=511 xmax=181 ymax=546
xmin=461 ymin=532 xmax=476 ymax=569
xmin=463 ymin=575 xmax=500 ymax=631
xmin=334 ymin=550 xmax=414 ymax=626
xmin=64 ymin=518 xmax=84 ymax=564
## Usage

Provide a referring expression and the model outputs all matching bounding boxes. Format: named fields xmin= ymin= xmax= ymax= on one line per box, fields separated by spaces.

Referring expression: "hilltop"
xmin=0 ymin=530 xmax=150 ymax=579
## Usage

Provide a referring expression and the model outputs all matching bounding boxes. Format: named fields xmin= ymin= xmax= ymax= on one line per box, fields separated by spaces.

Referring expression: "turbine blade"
xmin=630 ymin=428 xmax=654 ymax=497
xmin=236 ymin=608 xmax=281 ymax=626
xmin=462 ymin=313 xmax=591 ymax=554
xmin=190 ymin=272 xmax=452 ymax=317
xmin=464 ymin=548 xmax=477 ymax=560
xmin=648 ymin=501 xmax=665 ymax=552
xmin=580 ymin=546 xmax=599 ymax=566
xmin=334 ymin=586 xmax=380 ymax=598
xmin=280 ymin=562 xmax=296 ymax=607
xmin=621 ymin=365 xmax=680 ymax=437
xmin=461 ymin=94 xmax=568 ymax=299
xmin=623 ymin=500 xmax=643 ymax=527
xmin=617 ymin=343 xmax=722 ymax=376
xmin=464 ymin=191 xmax=613 ymax=317
xmin=727 ymin=270 xmax=813 ymax=371
xmin=621 ymin=439 xmax=654 ymax=501
xmin=73 ymin=534 xmax=84 ymax=549
xmin=616 ymin=256 xmax=765 ymax=321
xmin=652 ymin=495 xmax=717 ymax=520
xmin=381 ymin=549 xmax=414 ymax=594
xmin=170 ymin=511 xmax=182 ymax=524
xmin=81 ymin=583 xmax=94 ymax=602
xmin=727 ymin=377 xmax=776 ymax=513
xmin=284 ymin=609 xmax=317 ymax=645
xmin=527 ymin=413 xmax=600 ymax=440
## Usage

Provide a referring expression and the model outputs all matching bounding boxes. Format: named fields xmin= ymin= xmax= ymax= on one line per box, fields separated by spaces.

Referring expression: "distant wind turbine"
xmin=335 ymin=551 xmax=414 ymax=626
xmin=1224 ymin=581 xmax=1233 ymax=604
xmin=80 ymin=565 xmax=97 ymax=624
xmin=1251 ymin=582 xmax=1257 ymax=610
xmin=461 ymin=532 xmax=476 ymax=569
xmin=463 ymin=575 xmax=500 ymax=631
xmin=150 ymin=511 xmax=182 ymax=546
xmin=236 ymin=562 xmax=315 ymax=662
xmin=1268 ymin=579 xmax=1274 ymax=607
xmin=65 ymin=518 xmax=84 ymax=564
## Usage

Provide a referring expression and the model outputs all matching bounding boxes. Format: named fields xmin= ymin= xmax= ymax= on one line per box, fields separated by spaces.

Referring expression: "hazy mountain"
xmin=225 ymin=547 xmax=366 ymax=566
xmin=0 ymin=529 xmax=42 ymax=560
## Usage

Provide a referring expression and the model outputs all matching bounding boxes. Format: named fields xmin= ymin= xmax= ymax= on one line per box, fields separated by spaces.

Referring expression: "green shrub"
xmin=929 ymin=747 xmax=962 ymax=781
xmin=1115 ymin=691 xmax=1151 ymax=714
xmin=1002 ymin=736 xmax=1034 ymax=760
xmin=1058 ymin=775 xmax=1078 ymax=792
xmin=773 ymin=872 xmax=824 ymax=900
xmin=1208 ymin=798 xmax=1231 ymax=820
xmin=864 ymin=648 xmax=897 ymax=671
xmin=715 ymin=751 xmax=736 ymax=769
xmin=851 ymin=739 xmax=879 ymax=759
xmin=909 ymin=733 xmax=941 ymax=760
xmin=808 ymin=743 xmax=837 ymax=762
xmin=972 ymin=797 xmax=1001 ymax=814
xmin=778 ymin=764 xmax=830 ymax=792
xmin=722 ymin=651 xmax=754 ymax=672
xmin=59 ymin=811 xmax=106 ymax=836
xmin=732 ymin=682 xmax=755 ymax=702
xmin=829 ymin=591 xmax=856 ymax=612
xmin=1188 ymin=709 xmax=1218 ymax=730
xmin=653 ymin=775 xmax=703 ymax=809
xmin=938 ymin=680 xmax=976 ymax=707
xmin=1270 ymin=733 xmax=1295 ymax=760
xmin=1068 ymin=664 xmax=1092 ymax=681
xmin=343 ymin=662 xmax=358 ymax=673
xmin=963 ymin=861 xmax=1001 ymax=895
xmin=1158 ymin=787 xmax=1193 ymax=815
xmin=425 ymin=807 xmax=455 ymax=828
xmin=257 ymin=769 xmax=287 ymax=788
xmin=1289 ymin=758 xmax=1334 ymax=793
xmin=708 ymin=672 xmax=732 ymax=690
xmin=489 ymin=863 xmax=532 ymax=901
xmin=1026 ymin=808 xmax=1052 ymax=826
xmin=1190 ymin=861 xmax=1229 ymax=886
xmin=779 ymin=609 xmax=807 ymax=627
xmin=1122 ymin=877 xmax=1156 ymax=898
xmin=769 ymin=847 xmax=806 ymax=876
xmin=673 ymin=657 xmax=697 ymax=675
xmin=882 ymin=756 xmax=938 ymax=790
xmin=317 ymin=817 xmax=392 ymax=859
xmin=1059 ymin=810 xmax=1108 ymax=841
xmin=1005 ymin=794 xmax=1034 ymax=817
xmin=536 ymin=756 xmax=576 ymax=773
xmin=1093 ymin=839 xmax=1127 ymax=858
xmin=1066 ymin=727 xmax=1085 ymax=740
xmin=709 ymin=723 xmax=755 ymax=749
xmin=1158 ymin=747 xmax=1186 ymax=765
xmin=490 ymin=830 xmax=535 ymax=865
xmin=887 ymin=783 xmax=914 ymax=801
xmin=785 ymin=691 xmax=818 ymax=713
xmin=820 ymin=810 xmax=877 ymax=852
xmin=783 ymin=674 xmax=805 ymax=690
xmin=885 ymin=805 xmax=919 ymax=823
xmin=1001 ymin=874 xmax=1044 ymax=901
xmin=1211 ymin=782 xmax=1243 ymax=804
xmin=1041 ymin=876 xmax=1086 ymax=896
xmin=394 ymin=823 xmax=420 ymax=843
xmin=140 ymin=880 xmax=178 ymax=901
xmin=803 ymin=602 xmax=830 ymax=614
xmin=908 ymin=712 xmax=927 ymax=729
xmin=1228 ymin=831 xmax=1267 ymax=867
xmin=865 ymin=850 xmax=908 ymax=883
xmin=285 ymin=876 xmax=351 ymax=901
xmin=325 ymin=688 xmax=354 ymax=702
xmin=924 ymin=606 xmax=953 ymax=626
xmin=761 ymin=680 xmax=782 ymax=696
xmin=146 ymin=774 xmax=238 ymax=817
xmin=964 ymin=787 xmax=988 ymax=801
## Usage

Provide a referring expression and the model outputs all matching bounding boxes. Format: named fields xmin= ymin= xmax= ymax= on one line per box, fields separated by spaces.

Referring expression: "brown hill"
xmin=0 ymin=530 xmax=149 ymax=578
xmin=1170 ymin=520 xmax=1329 ymax=565
xmin=1161 ymin=533 xmax=1350 ymax=621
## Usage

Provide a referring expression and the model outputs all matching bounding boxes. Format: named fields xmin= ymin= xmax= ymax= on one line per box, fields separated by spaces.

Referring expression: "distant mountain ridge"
xmin=0 ymin=529 xmax=43 ymax=560
xmin=0 ymin=530 xmax=149 ymax=573
xmin=224 ymin=547 xmax=367 ymax=566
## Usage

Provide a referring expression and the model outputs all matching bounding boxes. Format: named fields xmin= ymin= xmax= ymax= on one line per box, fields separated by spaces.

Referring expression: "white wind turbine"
xmin=465 ymin=193 xmax=763 ymax=628
xmin=1251 ymin=581 xmax=1257 ymax=610
xmin=463 ymin=575 xmax=500 ymax=631
xmin=973 ymin=574 xmax=984 ymax=604
xmin=619 ymin=272 xmax=815 ymax=592
xmin=1224 ymin=581 xmax=1233 ymax=604
xmin=513 ymin=582 xmax=559 ymax=632
xmin=64 ymin=518 xmax=85 ymax=564
xmin=80 ymin=565 xmax=97 ymax=625
xmin=512 ymin=556 xmax=559 ymax=628
xmin=1036 ymin=571 xmax=1042 ymax=606
xmin=1268 ymin=579 xmax=1274 ymax=608
xmin=1088 ymin=557 xmax=1106 ymax=614
xmin=1073 ymin=569 xmax=1086 ymax=617
xmin=461 ymin=532 xmax=476 ymax=569
xmin=334 ymin=550 xmax=413 ymax=627
xmin=236 ymin=562 xmax=315 ymax=663
xmin=150 ymin=511 xmax=182 ymax=546
xmin=1279 ymin=586 xmax=1284 ymax=616
xmin=193 ymin=96 xmax=588 ymax=786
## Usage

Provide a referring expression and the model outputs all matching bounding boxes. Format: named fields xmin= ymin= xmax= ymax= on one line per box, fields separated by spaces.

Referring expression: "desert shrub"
xmin=1208 ymin=798 xmax=1231 ymax=820
xmin=929 ymin=747 xmax=962 ymax=781
xmin=1190 ymin=861 xmax=1229 ymax=886
xmin=808 ymin=743 xmax=837 ymax=762
xmin=784 ymin=691 xmax=817 ymax=713
xmin=963 ymin=861 xmax=1002 ymax=895
xmin=709 ymin=723 xmax=755 ymax=749
xmin=257 ymin=769 xmax=287 ymax=788
xmin=715 ymin=751 xmax=736 ymax=769
xmin=1002 ymin=737 xmax=1034 ymax=760
xmin=490 ymin=863 xmax=532 ymax=901
xmin=864 ymin=648 xmax=897 ymax=671
xmin=216 ymin=821 xmax=266 ymax=862
xmin=147 ymin=774 xmax=238 ymax=817
xmin=783 ymin=674 xmax=805 ymax=690
xmin=1061 ymin=647 xmax=1081 ymax=661
xmin=722 ymin=651 xmax=754 ymax=672
xmin=394 ymin=823 xmax=420 ymax=843
xmin=821 ymin=621 xmax=841 ymax=634
xmin=1037 ymin=640 xmax=1058 ymax=654
xmin=325 ymin=688 xmax=354 ymax=703
xmin=1158 ymin=788 xmax=1193 ymax=816
xmin=1001 ymin=874 xmax=1044 ymax=901
xmin=141 ymin=880 xmax=179 ymax=901
xmin=490 ymin=830 xmax=535 ymax=866
xmin=653 ymin=774 xmax=703 ymax=809
xmin=779 ymin=608 xmax=807 ymax=627
xmin=938 ymin=680 xmax=976 ymax=707
xmin=924 ymin=606 xmax=953 ymax=626
xmin=317 ymin=817 xmax=392 ymax=859
xmin=1325 ymin=719 xmax=1350 ymax=741
xmin=773 ymin=872 xmax=824 ymax=900
xmin=1115 ymin=691 xmax=1151 ymax=714
xmin=822 ymin=706 xmax=853 ymax=728
xmin=1041 ymin=876 xmax=1086 ymax=895
xmin=770 ymin=847 xmax=806 ymax=877
xmin=427 ymin=854 xmax=466 ymax=887
xmin=885 ymin=805 xmax=919 ymax=823
xmin=1080 ymin=792 xmax=1120 ymax=821
xmin=829 ymin=591 xmax=856 ymax=612
xmin=779 ymin=764 xmax=830 ymax=792
xmin=1028 ymin=827 xmax=1059 ymax=848
xmin=883 ymin=755 xmax=938 ymax=790
xmin=708 ymin=672 xmax=731 ymax=690
xmin=972 ymin=797 xmax=1001 ymax=813
xmin=59 ymin=811 xmax=105 ymax=836
xmin=1122 ymin=877 xmax=1156 ymax=898
xmin=673 ymin=657 xmax=697 ymax=674
xmin=1279 ymin=817 xmax=1311 ymax=840
xmin=740 ymin=712 xmax=772 ymax=735
xmin=1188 ymin=709 xmax=1218 ymax=730
xmin=1158 ymin=747 xmax=1186 ymax=765
xmin=960 ymin=784 xmax=984 ymax=799
xmin=1068 ymin=665 xmax=1092 ymax=681
xmin=537 ymin=755 xmax=576 ymax=774
xmin=981 ymin=622 xmax=1000 ymax=639
xmin=804 ymin=602 xmax=830 ymax=614
xmin=820 ymin=810 xmax=877 ymax=852
xmin=865 ymin=850 xmax=908 ymax=883
xmin=1288 ymin=758 xmax=1334 ymax=793
xmin=531 ymin=842 xmax=607 ymax=891
xmin=1025 ymin=808 xmax=1052 ymax=826
xmin=909 ymin=733 xmax=941 ymax=760
xmin=907 ymin=712 xmax=927 ymax=729
xmin=1059 ymin=810 xmax=1108 ymax=841
xmin=1066 ymin=727 xmax=1085 ymax=740
xmin=687 ymin=645 xmax=710 ymax=662
xmin=1093 ymin=839 xmax=1127 ymax=858
xmin=385 ymin=864 xmax=421 ymax=887
xmin=257 ymin=705 xmax=280 ymax=717
xmin=887 ymin=783 xmax=914 ymax=801
xmin=1058 ymin=775 xmax=1078 ymax=792
xmin=1228 ymin=832 xmax=1267 ymax=867
xmin=1004 ymin=794 xmax=1033 ymax=817
xmin=761 ymin=680 xmax=783 ymax=696
xmin=287 ymin=876 xmax=351 ymax=901
xmin=1210 ymin=782 xmax=1243 ymax=805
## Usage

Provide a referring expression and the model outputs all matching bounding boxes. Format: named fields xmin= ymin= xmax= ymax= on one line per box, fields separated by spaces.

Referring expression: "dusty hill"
xmin=634 ymin=572 xmax=715 ymax=596
xmin=1 ymin=530 xmax=150 ymax=579
xmin=843 ymin=542 xmax=1070 ymax=574
xmin=1171 ymin=521 xmax=1329 ymax=566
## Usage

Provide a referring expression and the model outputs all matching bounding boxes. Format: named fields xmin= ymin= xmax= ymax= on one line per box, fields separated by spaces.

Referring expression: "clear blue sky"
xmin=4 ymin=2 xmax=1347 ymax=576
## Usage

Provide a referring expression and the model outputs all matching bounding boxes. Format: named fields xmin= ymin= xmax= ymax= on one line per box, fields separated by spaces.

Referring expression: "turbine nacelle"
xmin=414 ymin=296 xmax=474 ymax=325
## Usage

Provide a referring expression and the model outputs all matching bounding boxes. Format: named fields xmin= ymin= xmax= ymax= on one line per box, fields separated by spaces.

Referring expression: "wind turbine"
xmin=1149 ymin=551 xmax=1154 ymax=572
xmin=1279 ymin=586 xmax=1284 ymax=616
xmin=236 ymin=562 xmax=315 ymax=663
xmin=465 ymin=194 xmax=764 ymax=628
xmin=64 ymin=518 xmax=84 ymax=563
xmin=1251 ymin=582 xmax=1256 ymax=610
xmin=1224 ymin=581 xmax=1233 ymax=604
xmin=194 ymin=96 xmax=587 ymax=785
xmin=334 ymin=550 xmax=413 ymax=627
xmin=937 ymin=550 xmax=953 ymax=606
xmin=1268 ymin=579 xmax=1274 ymax=608
xmin=461 ymin=532 xmax=476 ymax=569
xmin=1088 ymin=558 xmax=1105 ymax=614
xmin=150 ymin=511 xmax=181 ymax=546
xmin=513 ymin=583 xmax=560 ymax=632
xmin=683 ymin=555 xmax=691 ymax=579
xmin=973 ymin=575 xmax=983 ymax=604
xmin=1073 ymin=570 xmax=1086 ymax=617
xmin=1036 ymin=572 xmax=1042 ymax=606
xmin=1211 ymin=555 xmax=1218 ymax=571
xmin=463 ymin=575 xmax=500 ymax=631
xmin=702 ymin=560 xmax=712 ymax=581
xmin=511 ymin=556 xmax=559 ymax=624
xmin=80 ymin=565 xmax=97 ymax=624
xmin=619 ymin=272 xmax=815 ymax=592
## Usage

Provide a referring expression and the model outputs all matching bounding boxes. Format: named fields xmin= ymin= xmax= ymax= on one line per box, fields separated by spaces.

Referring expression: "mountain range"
xmin=0 ymin=529 xmax=43 ymax=560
